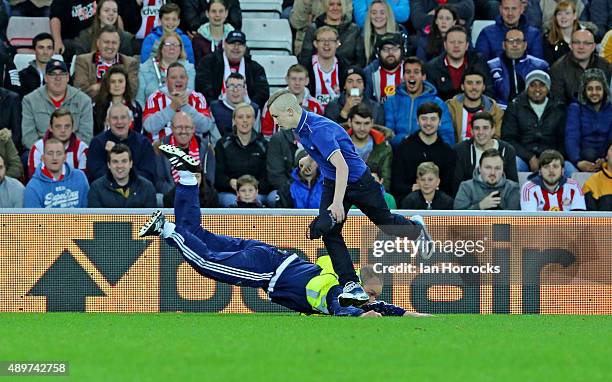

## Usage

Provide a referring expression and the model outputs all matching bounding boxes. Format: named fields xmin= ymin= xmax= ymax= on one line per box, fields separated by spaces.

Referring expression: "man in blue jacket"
xmin=475 ymin=0 xmax=543 ymax=62
xmin=24 ymin=137 xmax=89 ymax=208
xmin=487 ymin=29 xmax=549 ymax=108
xmin=384 ymin=57 xmax=454 ymax=147
xmin=140 ymin=3 xmax=195 ymax=64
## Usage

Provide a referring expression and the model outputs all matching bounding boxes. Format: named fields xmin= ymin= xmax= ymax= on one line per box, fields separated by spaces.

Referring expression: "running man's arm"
xmin=328 ymin=151 xmax=348 ymax=223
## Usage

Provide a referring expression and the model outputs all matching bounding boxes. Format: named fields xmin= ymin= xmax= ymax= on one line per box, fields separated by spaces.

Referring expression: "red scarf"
xmin=169 ymin=135 xmax=200 ymax=182
xmin=50 ymin=92 xmax=66 ymax=108
xmin=95 ymin=51 xmax=119 ymax=82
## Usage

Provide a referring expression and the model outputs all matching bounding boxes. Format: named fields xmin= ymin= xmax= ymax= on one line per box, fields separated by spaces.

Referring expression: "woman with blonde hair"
xmin=363 ymin=0 xmax=405 ymax=64
xmin=543 ymin=0 xmax=581 ymax=65
xmin=136 ymin=31 xmax=196 ymax=106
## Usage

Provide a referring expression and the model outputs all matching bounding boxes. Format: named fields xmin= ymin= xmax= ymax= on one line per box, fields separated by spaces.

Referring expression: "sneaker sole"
xmin=139 ymin=210 xmax=163 ymax=238
xmin=338 ymin=293 xmax=369 ymax=308
xmin=159 ymin=145 xmax=201 ymax=172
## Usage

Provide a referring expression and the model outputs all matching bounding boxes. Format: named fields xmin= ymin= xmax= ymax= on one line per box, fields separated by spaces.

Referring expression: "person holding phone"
xmin=454 ymin=148 xmax=520 ymax=210
xmin=323 ymin=66 xmax=386 ymax=125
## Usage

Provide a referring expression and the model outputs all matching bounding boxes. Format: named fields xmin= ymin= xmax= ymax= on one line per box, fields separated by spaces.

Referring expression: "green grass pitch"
xmin=1 ymin=314 xmax=611 ymax=381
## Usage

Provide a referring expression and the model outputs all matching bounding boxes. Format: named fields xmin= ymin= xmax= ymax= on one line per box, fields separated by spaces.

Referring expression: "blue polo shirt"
xmin=295 ymin=111 xmax=367 ymax=182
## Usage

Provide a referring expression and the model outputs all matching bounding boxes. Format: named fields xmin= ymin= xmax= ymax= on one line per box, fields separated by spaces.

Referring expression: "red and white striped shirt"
xmin=28 ymin=134 xmax=88 ymax=178
xmin=520 ymin=178 xmax=586 ymax=211
xmin=372 ymin=66 xmax=402 ymax=102
xmin=143 ymin=89 xmax=211 ymax=141
xmin=136 ymin=0 xmax=165 ymax=39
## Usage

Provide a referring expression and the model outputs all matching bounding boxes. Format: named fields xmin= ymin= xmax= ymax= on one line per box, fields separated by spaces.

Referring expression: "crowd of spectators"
xmin=0 ymin=0 xmax=609 ymax=211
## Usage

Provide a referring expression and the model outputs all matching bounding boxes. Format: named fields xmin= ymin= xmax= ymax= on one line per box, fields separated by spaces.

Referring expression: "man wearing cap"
xmin=364 ymin=32 xmax=404 ymax=104
xmin=324 ymin=65 xmax=385 ymax=125
xmin=501 ymin=70 xmax=576 ymax=176
xmin=21 ymin=59 xmax=93 ymax=150
xmin=196 ymin=30 xmax=270 ymax=109
xmin=487 ymin=28 xmax=549 ymax=108
xmin=73 ymin=25 xmax=140 ymax=99
xmin=425 ymin=26 xmax=493 ymax=102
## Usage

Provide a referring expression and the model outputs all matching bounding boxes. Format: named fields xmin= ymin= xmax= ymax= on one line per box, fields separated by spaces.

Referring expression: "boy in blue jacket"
xmin=140 ymin=3 xmax=195 ymax=64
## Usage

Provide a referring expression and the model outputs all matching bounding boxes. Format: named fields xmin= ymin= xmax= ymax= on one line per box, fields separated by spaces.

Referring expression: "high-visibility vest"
xmin=305 ymin=256 xmax=341 ymax=314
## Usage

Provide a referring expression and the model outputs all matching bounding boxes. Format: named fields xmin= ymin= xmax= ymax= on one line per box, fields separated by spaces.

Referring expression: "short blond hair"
xmin=267 ymin=89 xmax=301 ymax=111
xmin=416 ymin=162 xmax=440 ymax=178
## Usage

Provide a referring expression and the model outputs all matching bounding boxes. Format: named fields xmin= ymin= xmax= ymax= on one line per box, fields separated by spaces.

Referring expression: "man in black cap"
xmin=324 ymin=65 xmax=385 ymax=125
xmin=364 ymin=33 xmax=404 ymax=103
xmin=21 ymin=59 xmax=93 ymax=150
xmin=196 ymin=30 xmax=270 ymax=109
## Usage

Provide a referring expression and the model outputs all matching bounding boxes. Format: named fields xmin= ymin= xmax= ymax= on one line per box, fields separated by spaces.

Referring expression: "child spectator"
xmin=140 ymin=3 xmax=195 ymax=64
xmin=231 ymin=174 xmax=263 ymax=208
xmin=400 ymin=162 xmax=454 ymax=210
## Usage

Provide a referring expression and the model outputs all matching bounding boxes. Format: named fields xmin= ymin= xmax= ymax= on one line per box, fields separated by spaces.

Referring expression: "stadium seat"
xmin=6 ymin=17 xmax=51 ymax=49
xmin=242 ymin=19 xmax=292 ymax=55
xmin=471 ymin=20 xmax=495 ymax=46
xmin=240 ymin=0 xmax=282 ymax=19
xmin=252 ymin=55 xmax=297 ymax=87
xmin=13 ymin=53 xmax=64 ymax=71
xmin=518 ymin=172 xmax=531 ymax=189
xmin=571 ymin=172 xmax=592 ymax=189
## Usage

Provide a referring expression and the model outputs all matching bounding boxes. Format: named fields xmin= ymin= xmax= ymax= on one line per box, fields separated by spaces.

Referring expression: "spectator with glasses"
xmin=210 ymin=73 xmax=261 ymax=136
xmin=137 ymin=32 xmax=196 ymax=107
xmin=550 ymin=27 xmax=612 ymax=105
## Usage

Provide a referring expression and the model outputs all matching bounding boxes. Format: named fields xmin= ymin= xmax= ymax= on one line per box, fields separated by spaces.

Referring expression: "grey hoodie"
xmin=454 ymin=166 xmax=520 ymax=210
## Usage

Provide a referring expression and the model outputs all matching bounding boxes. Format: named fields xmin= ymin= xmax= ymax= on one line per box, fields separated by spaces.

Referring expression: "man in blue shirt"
xmin=140 ymin=145 xmax=431 ymax=317
xmin=267 ymin=90 xmax=432 ymax=307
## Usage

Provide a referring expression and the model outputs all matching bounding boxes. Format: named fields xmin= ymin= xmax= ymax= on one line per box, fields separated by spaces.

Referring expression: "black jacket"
xmin=88 ymin=169 xmax=157 ymax=208
xmin=214 ymin=132 xmax=269 ymax=193
xmin=196 ymin=50 xmax=270 ymax=109
xmin=424 ymin=50 xmax=493 ymax=101
xmin=501 ymin=93 xmax=567 ymax=162
xmin=400 ymin=190 xmax=455 ymax=210
xmin=391 ymin=132 xmax=456 ymax=201
xmin=15 ymin=63 xmax=44 ymax=99
xmin=453 ymin=138 xmax=518 ymax=190
xmin=174 ymin=0 xmax=242 ymax=32
xmin=0 ymin=87 xmax=22 ymax=151
xmin=266 ymin=129 xmax=299 ymax=190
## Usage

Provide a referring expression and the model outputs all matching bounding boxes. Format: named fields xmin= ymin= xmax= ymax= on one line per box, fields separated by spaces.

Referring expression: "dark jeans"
xmin=319 ymin=169 xmax=420 ymax=285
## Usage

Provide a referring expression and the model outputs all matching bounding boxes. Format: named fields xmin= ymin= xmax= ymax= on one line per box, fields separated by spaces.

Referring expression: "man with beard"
xmin=521 ymin=149 xmax=585 ymax=211
xmin=392 ymin=102 xmax=456 ymax=202
xmin=501 ymin=70 xmax=575 ymax=176
xmin=454 ymin=148 xmax=520 ymax=210
xmin=446 ymin=69 xmax=505 ymax=142
xmin=453 ymin=111 xmax=517 ymax=189
xmin=363 ymin=33 xmax=404 ymax=103
xmin=425 ymin=26 xmax=492 ymax=102
xmin=487 ymin=28 xmax=549 ymax=107
xmin=196 ymin=31 xmax=270 ymax=109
